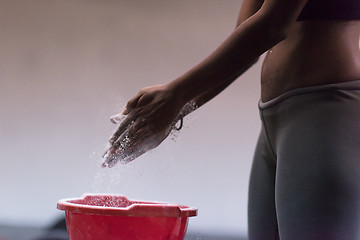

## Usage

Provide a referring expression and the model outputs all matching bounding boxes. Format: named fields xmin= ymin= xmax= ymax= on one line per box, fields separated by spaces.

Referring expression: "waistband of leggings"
xmin=259 ymin=80 xmax=360 ymax=110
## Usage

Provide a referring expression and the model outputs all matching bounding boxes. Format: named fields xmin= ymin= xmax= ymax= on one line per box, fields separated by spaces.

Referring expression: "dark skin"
xmin=102 ymin=0 xmax=360 ymax=167
xmin=262 ymin=19 xmax=360 ymax=101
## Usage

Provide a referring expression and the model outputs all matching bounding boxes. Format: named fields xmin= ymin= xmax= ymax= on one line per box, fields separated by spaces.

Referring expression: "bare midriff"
xmin=261 ymin=20 xmax=360 ymax=102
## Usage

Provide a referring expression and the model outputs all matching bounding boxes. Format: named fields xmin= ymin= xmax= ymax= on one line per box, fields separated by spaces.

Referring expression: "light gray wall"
xmin=0 ymin=0 xmax=262 ymax=235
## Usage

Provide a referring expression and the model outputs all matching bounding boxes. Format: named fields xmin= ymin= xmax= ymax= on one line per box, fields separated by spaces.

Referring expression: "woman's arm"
xmin=236 ymin=0 xmax=264 ymax=27
xmin=102 ymin=0 xmax=308 ymax=167
xmin=181 ymin=0 xmax=265 ymax=117
xmin=168 ymin=0 xmax=308 ymax=105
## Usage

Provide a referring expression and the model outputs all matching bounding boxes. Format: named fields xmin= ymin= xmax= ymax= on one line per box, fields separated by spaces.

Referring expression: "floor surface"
xmin=0 ymin=225 xmax=246 ymax=240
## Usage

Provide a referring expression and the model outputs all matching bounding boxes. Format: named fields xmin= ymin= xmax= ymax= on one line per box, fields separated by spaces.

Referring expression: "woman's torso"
xmin=261 ymin=20 xmax=360 ymax=102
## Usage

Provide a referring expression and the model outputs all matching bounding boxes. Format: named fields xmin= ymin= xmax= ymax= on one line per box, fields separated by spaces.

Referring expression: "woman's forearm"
xmin=179 ymin=56 xmax=259 ymax=118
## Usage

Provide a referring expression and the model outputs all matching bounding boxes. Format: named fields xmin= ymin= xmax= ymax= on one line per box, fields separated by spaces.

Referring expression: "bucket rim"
xmin=57 ymin=193 xmax=197 ymax=218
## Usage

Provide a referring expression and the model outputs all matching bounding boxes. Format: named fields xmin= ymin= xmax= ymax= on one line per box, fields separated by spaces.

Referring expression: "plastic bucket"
xmin=57 ymin=194 xmax=197 ymax=240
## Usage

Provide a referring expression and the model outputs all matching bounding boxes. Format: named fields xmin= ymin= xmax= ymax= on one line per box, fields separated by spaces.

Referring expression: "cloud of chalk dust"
xmin=87 ymin=125 xmax=145 ymax=197
xmin=86 ymin=113 xmax=196 ymax=201
xmin=90 ymin=151 xmax=136 ymax=195
xmin=86 ymin=99 xmax=198 ymax=200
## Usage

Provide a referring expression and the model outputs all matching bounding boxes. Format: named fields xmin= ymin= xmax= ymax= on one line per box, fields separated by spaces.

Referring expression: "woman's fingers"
xmin=102 ymin=127 xmax=169 ymax=168
xmin=110 ymin=113 xmax=126 ymax=124
xmin=102 ymin=126 xmax=149 ymax=167
xmin=110 ymin=144 xmax=147 ymax=167
xmin=104 ymin=147 xmax=146 ymax=168
xmin=108 ymin=113 xmax=136 ymax=144
xmin=124 ymin=90 xmax=145 ymax=114
xmin=102 ymin=85 xmax=177 ymax=167
xmin=124 ymin=86 xmax=159 ymax=114
xmin=103 ymin=110 xmax=146 ymax=167
xmin=111 ymin=123 xmax=146 ymax=152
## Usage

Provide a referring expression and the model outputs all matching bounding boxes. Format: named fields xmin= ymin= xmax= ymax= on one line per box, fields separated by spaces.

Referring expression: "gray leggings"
xmin=248 ymin=80 xmax=360 ymax=240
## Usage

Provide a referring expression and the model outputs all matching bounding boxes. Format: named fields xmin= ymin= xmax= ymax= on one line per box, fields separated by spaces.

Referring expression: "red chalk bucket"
xmin=57 ymin=194 xmax=197 ymax=240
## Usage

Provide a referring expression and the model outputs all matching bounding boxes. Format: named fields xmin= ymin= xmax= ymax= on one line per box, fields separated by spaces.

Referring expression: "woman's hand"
xmin=102 ymin=84 xmax=184 ymax=167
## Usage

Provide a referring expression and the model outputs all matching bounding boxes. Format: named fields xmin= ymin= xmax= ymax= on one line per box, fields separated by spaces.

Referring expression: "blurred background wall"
xmin=0 ymin=0 xmax=263 ymax=236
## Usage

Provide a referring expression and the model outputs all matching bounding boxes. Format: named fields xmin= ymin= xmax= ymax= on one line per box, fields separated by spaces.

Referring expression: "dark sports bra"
xmin=297 ymin=0 xmax=360 ymax=21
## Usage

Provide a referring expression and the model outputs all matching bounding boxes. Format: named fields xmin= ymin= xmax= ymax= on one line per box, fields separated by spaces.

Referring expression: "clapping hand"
xmin=102 ymin=85 xmax=184 ymax=167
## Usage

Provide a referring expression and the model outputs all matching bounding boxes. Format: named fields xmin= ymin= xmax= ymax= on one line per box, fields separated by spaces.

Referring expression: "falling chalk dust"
xmin=89 ymin=100 xmax=198 ymax=197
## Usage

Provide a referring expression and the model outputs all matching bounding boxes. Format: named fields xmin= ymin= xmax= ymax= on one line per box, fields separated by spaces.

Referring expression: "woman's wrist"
xmin=166 ymin=77 xmax=194 ymax=106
